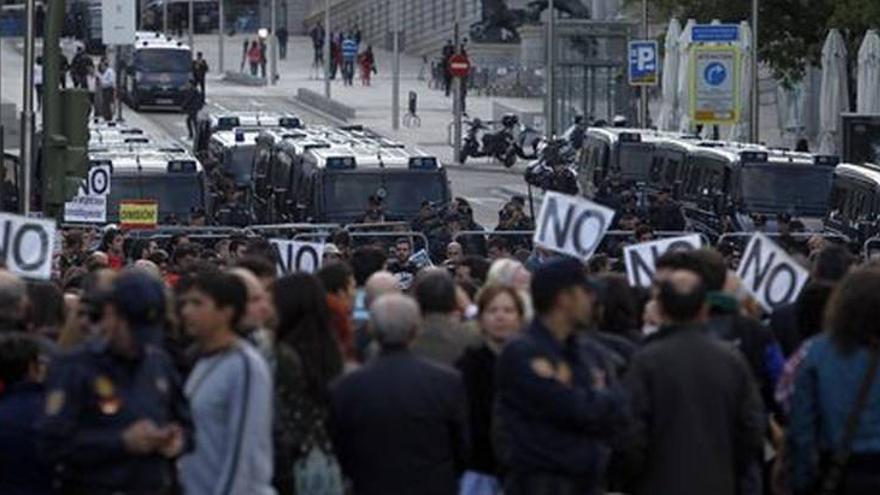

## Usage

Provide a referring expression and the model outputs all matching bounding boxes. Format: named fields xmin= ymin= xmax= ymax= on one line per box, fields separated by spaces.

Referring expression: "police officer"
xmin=495 ymin=257 xmax=628 ymax=495
xmin=37 ymin=269 xmax=192 ymax=495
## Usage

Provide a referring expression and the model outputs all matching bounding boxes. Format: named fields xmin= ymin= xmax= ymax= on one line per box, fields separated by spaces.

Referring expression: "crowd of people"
xmin=0 ymin=179 xmax=878 ymax=495
xmin=309 ymin=24 xmax=377 ymax=86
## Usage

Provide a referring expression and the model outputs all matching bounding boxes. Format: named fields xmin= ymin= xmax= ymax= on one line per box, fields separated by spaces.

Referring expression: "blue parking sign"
xmin=628 ymin=40 xmax=659 ymax=86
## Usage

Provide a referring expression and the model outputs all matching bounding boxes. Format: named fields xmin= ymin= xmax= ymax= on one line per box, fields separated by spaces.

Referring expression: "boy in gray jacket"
xmin=178 ymin=271 xmax=275 ymax=495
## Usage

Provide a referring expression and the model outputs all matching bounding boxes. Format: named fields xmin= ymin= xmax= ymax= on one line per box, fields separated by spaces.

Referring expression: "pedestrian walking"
xmin=36 ymin=270 xmax=192 ymax=495
xmin=495 ymin=258 xmax=628 ymax=495
xmin=59 ymin=52 xmax=69 ymax=88
xmin=329 ymin=34 xmax=341 ymax=80
xmin=277 ymin=25 xmax=289 ymax=59
xmin=241 ymin=38 xmax=250 ymax=72
xmin=71 ymin=46 xmax=89 ymax=88
xmin=192 ymin=51 xmax=209 ymax=95
xmin=97 ymin=58 xmax=115 ymax=121
xmin=441 ymin=40 xmax=454 ymax=97
xmin=359 ymin=45 xmax=375 ymax=86
xmin=341 ymin=33 xmax=358 ymax=86
xmin=181 ymin=80 xmax=204 ymax=140
xmin=786 ymin=267 xmax=880 ymax=495
xmin=0 ymin=334 xmax=54 ymax=495
xmin=456 ymin=285 xmax=525 ymax=494
xmin=177 ymin=271 xmax=275 ymax=495
xmin=620 ymin=261 xmax=765 ymax=495
xmin=272 ymin=274 xmax=345 ymax=494
xmin=247 ymin=40 xmax=261 ymax=76
xmin=259 ymin=39 xmax=268 ymax=79
xmin=330 ymin=294 xmax=469 ymax=495
xmin=34 ymin=56 xmax=43 ymax=111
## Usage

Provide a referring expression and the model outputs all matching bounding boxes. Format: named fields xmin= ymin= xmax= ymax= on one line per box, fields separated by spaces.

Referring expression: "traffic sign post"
xmin=690 ymin=46 xmax=741 ymax=125
xmin=448 ymin=54 xmax=470 ymax=79
xmin=449 ymin=52 xmax=469 ymax=164
xmin=691 ymin=24 xmax=740 ymax=43
xmin=628 ymin=40 xmax=659 ymax=86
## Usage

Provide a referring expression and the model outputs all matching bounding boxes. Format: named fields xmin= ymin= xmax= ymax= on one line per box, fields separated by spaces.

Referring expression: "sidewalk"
xmin=194 ymin=34 xmax=544 ymax=169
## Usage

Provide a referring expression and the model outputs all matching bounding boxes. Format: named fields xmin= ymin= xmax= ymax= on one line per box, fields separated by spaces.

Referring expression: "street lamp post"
xmin=453 ymin=0 xmax=461 ymax=163
xmin=188 ymin=0 xmax=194 ymax=49
xmin=751 ymin=0 xmax=760 ymax=143
xmin=324 ymin=0 xmax=330 ymax=98
xmin=391 ymin=0 xmax=400 ymax=130
xmin=640 ymin=0 xmax=649 ymax=127
xmin=163 ymin=0 xmax=168 ymax=34
xmin=270 ymin=0 xmax=277 ymax=85
xmin=21 ymin=0 xmax=36 ymax=215
xmin=218 ymin=0 xmax=224 ymax=72
xmin=546 ymin=0 xmax=556 ymax=136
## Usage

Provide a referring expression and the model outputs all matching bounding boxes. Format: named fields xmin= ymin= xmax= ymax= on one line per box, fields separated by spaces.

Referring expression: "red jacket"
xmin=326 ymin=294 xmax=355 ymax=362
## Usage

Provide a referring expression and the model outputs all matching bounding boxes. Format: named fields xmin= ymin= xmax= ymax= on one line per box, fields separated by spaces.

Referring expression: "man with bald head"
xmin=330 ymin=294 xmax=468 ymax=495
xmin=354 ymin=271 xmax=401 ymax=361
xmin=621 ymin=263 xmax=764 ymax=495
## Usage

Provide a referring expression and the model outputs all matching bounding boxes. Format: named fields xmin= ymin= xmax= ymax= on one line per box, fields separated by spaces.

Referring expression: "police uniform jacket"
xmin=495 ymin=319 xmax=628 ymax=479
xmin=36 ymin=339 xmax=193 ymax=493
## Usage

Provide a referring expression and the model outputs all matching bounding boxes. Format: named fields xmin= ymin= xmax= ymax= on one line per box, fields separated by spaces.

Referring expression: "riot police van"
xmin=579 ymin=127 xmax=697 ymax=193
xmin=117 ymin=34 xmax=193 ymax=110
xmin=826 ymin=162 xmax=880 ymax=242
xmin=252 ymin=129 xmax=450 ymax=224
xmin=89 ymin=148 xmax=209 ymax=224
xmin=193 ymin=111 xmax=302 ymax=155
xmin=662 ymin=143 xmax=837 ymax=235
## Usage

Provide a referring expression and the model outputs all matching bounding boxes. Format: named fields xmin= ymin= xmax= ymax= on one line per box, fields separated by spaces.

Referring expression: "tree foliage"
xmin=636 ymin=0 xmax=880 ymax=84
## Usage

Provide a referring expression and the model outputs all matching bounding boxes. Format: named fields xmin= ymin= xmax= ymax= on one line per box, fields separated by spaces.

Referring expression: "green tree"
xmin=637 ymin=0 xmax=880 ymax=84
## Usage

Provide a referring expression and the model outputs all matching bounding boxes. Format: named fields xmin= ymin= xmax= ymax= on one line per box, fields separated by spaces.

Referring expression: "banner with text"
xmin=624 ymin=234 xmax=703 ymax=287
xmin=271 ymin=239 xmax=325 ymax=275
xmin=737 ymin=233 xmax=809 ymax=312
xmin=533 ymin=192 xmax=616 ymax=260
xmin=0 ymin=213 xmax=56 ymax=280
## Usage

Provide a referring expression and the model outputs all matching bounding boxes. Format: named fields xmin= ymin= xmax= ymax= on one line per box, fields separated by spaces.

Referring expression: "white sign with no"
xmin=533 ymin=191 xmax=615 ymax=260
xmin=737 ymin=233 xmax=809 ymax=312
xmin=624 ymin=234 xmax=703 ymax=287
xmin=0 ymin=213 xmax=56 ymax=280
xmin=271 ymin=239 xmax=325 ymax=275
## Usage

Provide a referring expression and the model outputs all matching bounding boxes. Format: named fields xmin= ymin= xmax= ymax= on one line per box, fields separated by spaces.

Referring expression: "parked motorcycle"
xmin=460 ymin=113 xmax=541 ymax=168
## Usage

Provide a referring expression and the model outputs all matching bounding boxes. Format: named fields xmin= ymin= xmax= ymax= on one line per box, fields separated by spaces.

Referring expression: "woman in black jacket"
xmin=456 ymin=285 xmax=525 ymax=490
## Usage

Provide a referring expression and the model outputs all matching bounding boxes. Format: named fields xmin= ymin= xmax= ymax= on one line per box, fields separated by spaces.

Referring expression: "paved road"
xmin=125 ymin=87 xmax=528 ymax=227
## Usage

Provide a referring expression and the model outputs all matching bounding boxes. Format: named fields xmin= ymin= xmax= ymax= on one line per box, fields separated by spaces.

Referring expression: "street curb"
xmin=222 ymin=71 xmax=267 ymax=87
xmin=294 ymin=88 xmax=356 ymax=121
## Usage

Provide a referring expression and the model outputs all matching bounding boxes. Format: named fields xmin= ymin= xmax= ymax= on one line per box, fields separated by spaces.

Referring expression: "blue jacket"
xmin=787 ymin=333 xmax=880 ymax=491
xmin=0 ymin=382 xmax=54 ymax=495
xmin=495 ymin=319 xmax=628 ymax=480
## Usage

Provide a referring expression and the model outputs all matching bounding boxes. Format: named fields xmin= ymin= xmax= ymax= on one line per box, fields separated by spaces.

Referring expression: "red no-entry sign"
xmin=448 ymin=54 xmax=471 ymax=78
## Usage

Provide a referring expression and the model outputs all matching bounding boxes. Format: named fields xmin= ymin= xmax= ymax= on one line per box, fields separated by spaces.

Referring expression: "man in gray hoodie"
xmin=178 ymin=271 xmax=275 ymax=495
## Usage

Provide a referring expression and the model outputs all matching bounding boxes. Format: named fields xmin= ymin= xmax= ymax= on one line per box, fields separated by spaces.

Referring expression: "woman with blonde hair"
xmin=486 ymin=258 xmax=533 ymax=320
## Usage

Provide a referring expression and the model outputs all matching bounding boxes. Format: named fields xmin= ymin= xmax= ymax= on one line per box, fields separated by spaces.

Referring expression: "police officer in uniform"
xmin=495 ymin=258 xmax=628 ymax=495
xmin=37 ymin=270 xmax=192 ymax=495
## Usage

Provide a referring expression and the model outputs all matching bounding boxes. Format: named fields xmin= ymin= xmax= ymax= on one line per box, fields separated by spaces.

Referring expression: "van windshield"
xmin=321 ymin=170 xmax=447 ymax=222
xmin=739 ymin=164 xmax=834 ymax=217
xmin=108 ymin=174 xmax=204 ymax=222
xmin=134 ymin=49 xmax=192 ymax=73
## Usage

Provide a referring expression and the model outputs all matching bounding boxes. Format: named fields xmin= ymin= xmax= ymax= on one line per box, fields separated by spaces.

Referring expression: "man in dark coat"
xmin=181 ymin=80 xmax=204 ymax=139
xmin=330 ymin=294 xmax=468 ymax=495
xmin=495 ymin=258 xmax=629 ymax=495
xmin=620 ymin=264 xmax=765 ymax=495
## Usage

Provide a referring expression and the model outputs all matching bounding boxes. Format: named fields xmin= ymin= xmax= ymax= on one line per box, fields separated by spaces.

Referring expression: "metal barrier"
xmin=294 ymin=230 xmax=431 ymax=254
xmin=716 ymin=232 xmax=850 ymax=253
xmin=452 ymin=230 xmax=711 ymax=256
xmin=345 ymin=222 xmax=411 ymax=234
xmin=247 ymin=223 xmax=340 ymax=239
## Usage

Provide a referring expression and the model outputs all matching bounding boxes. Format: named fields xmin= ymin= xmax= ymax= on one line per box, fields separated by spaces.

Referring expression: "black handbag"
xmin=814 ymin=343 xmax=880 ymax=495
